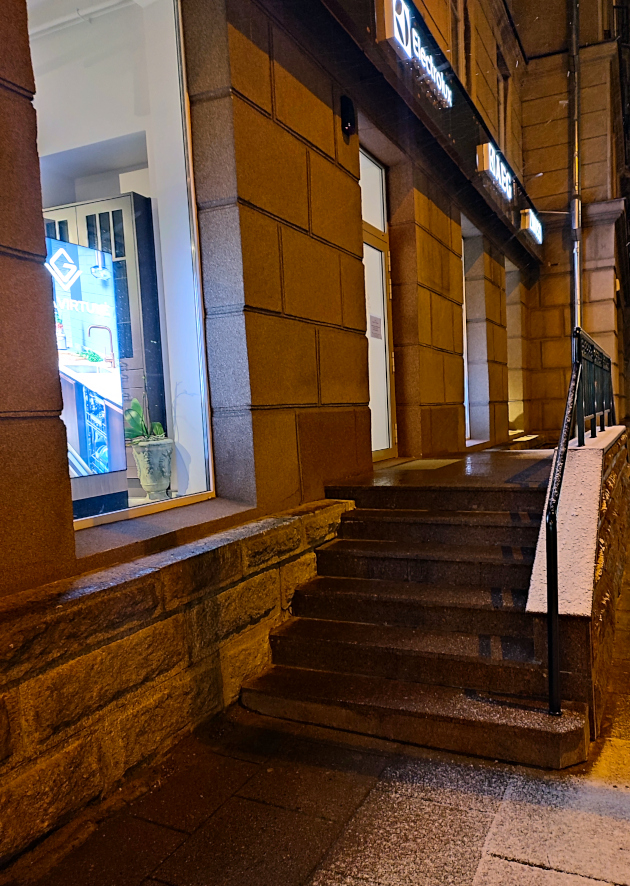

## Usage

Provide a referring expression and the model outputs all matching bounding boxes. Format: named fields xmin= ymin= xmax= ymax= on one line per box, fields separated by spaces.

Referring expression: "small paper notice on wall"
xmin=369 ymin=315 xmax=383 ymax=340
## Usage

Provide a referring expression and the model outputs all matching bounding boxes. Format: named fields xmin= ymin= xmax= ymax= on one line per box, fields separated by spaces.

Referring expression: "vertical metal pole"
xmin=590 ymin=361 xmax=597 ymax=438
xmin=577 ymin=366 xmax=585 ymax=446
xmin=569 ymin=0 xmax=582 ymax=330
xmin=546 ymin=508 xmax=561 ymax=715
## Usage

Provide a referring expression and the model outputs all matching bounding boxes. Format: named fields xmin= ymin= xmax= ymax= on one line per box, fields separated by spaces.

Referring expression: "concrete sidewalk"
xmin=11 ymin=576 xmax=630 ymax=886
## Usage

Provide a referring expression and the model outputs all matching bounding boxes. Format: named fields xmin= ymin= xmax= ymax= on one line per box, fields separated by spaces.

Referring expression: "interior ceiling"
xmin=39 ymin=131 xmax=148 ymax=175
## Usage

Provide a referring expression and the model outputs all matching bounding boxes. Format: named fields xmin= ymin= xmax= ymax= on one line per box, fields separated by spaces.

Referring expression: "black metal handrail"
xmin=546 ymin=328 xmax=616 ymax=714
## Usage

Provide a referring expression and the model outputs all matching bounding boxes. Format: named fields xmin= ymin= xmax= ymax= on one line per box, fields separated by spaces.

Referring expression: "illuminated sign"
xmin=521 ymin=208 xmax=543 ymax=245
xmin=477 ymin=143 xmax=514 ymax=201
xmin=385 ymin=0 xmax=453 ymax=108
xmin=45 ymin=247 xmax=82 ymax=291
xmin=54 ymin=296 xmax=112 ymax=317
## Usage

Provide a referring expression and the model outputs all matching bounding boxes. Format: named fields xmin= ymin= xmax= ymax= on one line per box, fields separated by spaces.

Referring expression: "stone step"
xmin=241 ymin=666 xmax=589 ymax=769
xmin=291 ymin=577 xmax=532 ymax=636
xmin=270 ymin=618 xmax=544 ymax=697
xmin=340 ymin=508 xmax=541 ymax=547
xmin=326 ymin=483 xmax=548 ymax=514
xmin=316 ymin=539 xmax=535 ymax=588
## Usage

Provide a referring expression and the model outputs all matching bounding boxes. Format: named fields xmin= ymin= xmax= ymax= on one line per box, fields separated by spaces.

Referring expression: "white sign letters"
xmin=477 ymin=143 xmax=514 ymax=202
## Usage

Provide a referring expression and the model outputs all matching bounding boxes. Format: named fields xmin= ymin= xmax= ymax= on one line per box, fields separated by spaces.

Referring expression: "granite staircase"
xmin=241 ymin=464 xmax=590 ymax=768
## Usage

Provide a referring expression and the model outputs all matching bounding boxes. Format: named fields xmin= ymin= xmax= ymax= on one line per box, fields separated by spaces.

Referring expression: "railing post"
xmin=577 ymin=362 xmax=585 ymax=447
xmin=590 ymin=360 xmax=597 ymax=438
xmin=546 ymin=506 xmax=562 ymax=715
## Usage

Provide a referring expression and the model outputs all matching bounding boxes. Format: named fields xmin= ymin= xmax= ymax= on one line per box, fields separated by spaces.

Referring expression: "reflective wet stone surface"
xmin=16 ymin=531 xmax=630 ymax=886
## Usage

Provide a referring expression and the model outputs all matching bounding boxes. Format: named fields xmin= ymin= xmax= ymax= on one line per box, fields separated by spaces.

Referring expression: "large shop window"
xmin=28 ymin=0 xmax=211 ymax=523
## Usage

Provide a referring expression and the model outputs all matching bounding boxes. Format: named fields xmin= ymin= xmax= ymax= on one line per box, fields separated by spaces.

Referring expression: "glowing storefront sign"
xmin=477 ymin=142 xmax=513 ymax=201
xmin=521 ymin=208 xmax=543 ymax=245
xmin=45 ymin=246 xmax=82 ymax=291
xmin=385 ymin=0 xmax=453 ymax=108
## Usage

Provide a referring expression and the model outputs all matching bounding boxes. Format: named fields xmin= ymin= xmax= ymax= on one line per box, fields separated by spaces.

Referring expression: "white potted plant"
xmin=124 ymin=398 xmax=174 ymax=501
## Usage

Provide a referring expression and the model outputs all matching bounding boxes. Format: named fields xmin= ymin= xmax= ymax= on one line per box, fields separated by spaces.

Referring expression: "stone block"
xmin=430 ymin=405 xmax=461 ymax=453
xmin=493 ymin=324 xmax=508 ymax=365
xmin=296 ymin=500 xmax=353 ymax=547
xmin=188 ymin=570 xmax=281 ymax=658
xmin=273 ymin=26 xmax=334 ymax=157
xmin=238 ymin=204 xmax=283 ymax=312
xmin=0 ymin=255 xmax=62 ymax=414
xmin=389 ymin=223 xmax=419 ymax=287
xmin=468 ymin=362 xmax=490 ymax=403
xmin=466 ymin=320 xmax=489 ymax=364
xmin=418 ymin=229 xmax=449 ymax=294
xmin=247 ymin=312 xmax=318 ymax=405
xmin=0 ymin=417 xmax=76 ymax=598
xmin=0 ymin=90 xmax=44 ymax=258
xmin=391 ymin=283 xmax=424 ymax=345
xmin=205 ymin=311 xmax=252 ymax=410
xmin=583 ymin=299 xmax=617 ymax=335
xmin=103 ymin=656 xmax=222 ymax=786
xmin=227 ymin=0 xmax=272 ymax=112
xmin=159 ymin=539 xmax=243 ymax=611
xmin=541 ymin=337 xmax=571 ymax=369
xmin=340 ymin=253 xmax=367 ymax=332
xmin=452 ymin=305 xmax=464 ymax=355
xmin=297 ymin=408 xmax=363 ymax=501
xmin=251 ymin=408 xmax=302 ymax=512
xmin=190 ymin=95 xmax=238 ymax=205
xmin=397 ymin=405 xmax=425 ymax=457
xmin=394 ymin=345 xmax=422 ymax=405
xmin=199 ymin=204 xmax=245 ymax=309
xmin=280 ymin=553 xmax=317 ymax=609
xmin=309 ymin=152 xmax=362 ymax=255
xmin=233 ymin=97 xmax=308 ymax=228
xmin=485 ymin=283 xmax=502 ymax=326
xmin=21 ymin=616 xmax=188 ymax=745
xmin=0 ymin=737 xmax=102 ymax=862
xmin=449 ymin=251 xmax=464 ymax=303
xmin=0 ymin=0 xmax=35 ymax=94
xmin=219 ymin=620 xmax=273 ymax=705
xmin=443 ymin=352 xmax=464 ymax=403
xmin=429 ymin=199 xmax=451 ymax=247
xmin=418 ymin=346 xmax=445 ymax=404
xmin=319 ymin=327 xmax=369 ymax=405
xmin=241 ymin=517 xmax=303 ymax=573
xmin=584 ymin=267 xmax=615 ymax=302
xmin=0 ymin=696 xmax=12 ymax=763
xmin=282 ymin=226 xmax=342 ymax=324
xmin=431 ymin=293 xmax=454 ymax=351
xmin=181 ymin=0 xmax=230 ymax=97
xmin=210 ymin=407 xmax=257 ymax=504
xmin=530 ymin=307 xmax=564 ymax=340
xmin=0 ymin=570 xmax=162 ymax=687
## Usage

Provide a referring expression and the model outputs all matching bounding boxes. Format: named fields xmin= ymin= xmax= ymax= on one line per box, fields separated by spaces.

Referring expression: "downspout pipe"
xmin=569 ymin=0 xmax=582 ymax=338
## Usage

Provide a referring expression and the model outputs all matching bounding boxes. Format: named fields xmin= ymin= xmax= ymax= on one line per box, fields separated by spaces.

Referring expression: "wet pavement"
xmin=12 ymin=533 xmax=630 ymax=886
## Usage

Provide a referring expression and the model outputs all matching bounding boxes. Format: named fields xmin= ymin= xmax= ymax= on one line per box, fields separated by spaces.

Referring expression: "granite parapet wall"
xmin=0 ymin=499 xmax=352 ymax=863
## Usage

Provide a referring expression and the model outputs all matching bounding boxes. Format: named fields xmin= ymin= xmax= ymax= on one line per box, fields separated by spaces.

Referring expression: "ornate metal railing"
xmin=546 ymin=328 xmax=616 ymax=714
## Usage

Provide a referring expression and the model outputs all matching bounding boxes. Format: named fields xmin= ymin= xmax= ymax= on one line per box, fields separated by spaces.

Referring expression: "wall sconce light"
xmin=340 ymin=95 xmax=356 ymax=137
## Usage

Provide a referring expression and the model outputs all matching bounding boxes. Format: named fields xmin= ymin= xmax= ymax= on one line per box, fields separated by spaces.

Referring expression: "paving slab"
xmin=31 ymin=814 xmax=185 ymax=886
xmin=483 ymin=774 xmax=630 ymax=885
xmin=237 ymin=736 xmax=386 ymax=821
xmin=473 ymin=856 xmax=616 ymax=885
xmin=153 ymin=796 xmax=340 ymax=886
xmin=310 ymin=791 xmax=493 ymax=886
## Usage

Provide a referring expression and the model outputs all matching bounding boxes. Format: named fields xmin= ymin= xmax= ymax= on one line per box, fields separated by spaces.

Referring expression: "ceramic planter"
xmin=131 ymin=437 xmax=174 ymax=501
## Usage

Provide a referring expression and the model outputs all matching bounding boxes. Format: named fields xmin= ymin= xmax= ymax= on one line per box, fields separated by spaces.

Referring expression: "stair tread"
xmin=343 ymin=509 xmax=542 ymax=526
xmin=296 ymin=577 xmax=528 ymax=610
xmin=320 ymin=538 xmax=535 ymax=564
xmin=243 ymin=666 xmax=587 ymax=736
xmin=273 ymin=617 xmax=537 ymax=665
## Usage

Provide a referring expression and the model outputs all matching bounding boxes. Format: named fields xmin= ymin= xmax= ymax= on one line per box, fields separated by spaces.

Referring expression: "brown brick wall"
xmin=0 ymin=499 xmax=351 ymax=863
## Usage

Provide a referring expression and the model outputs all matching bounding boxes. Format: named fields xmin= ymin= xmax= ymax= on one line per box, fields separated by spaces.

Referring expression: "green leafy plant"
xmin=82 ymin=347 xmax=103 ymax=363
xmin=124 ymin=398 xmax=166 ymax=442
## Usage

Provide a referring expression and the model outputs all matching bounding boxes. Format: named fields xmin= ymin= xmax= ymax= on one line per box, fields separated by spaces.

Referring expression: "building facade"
xmin=0 ymin=0 xmax=629 ymax=860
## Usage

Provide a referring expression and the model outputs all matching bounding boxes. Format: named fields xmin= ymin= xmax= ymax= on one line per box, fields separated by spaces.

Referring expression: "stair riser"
xmin=241 ymin=688 xmax=589 ymax=769
xmin=291 ymin=592 xmax=533 ymax=637
xmin=340 ymin=519 xmax=540 ymax=547
xmin=326 ymin=486 xmax=547 ymax=513
xmin=270 ymin=637 xmax=544 ymax=697
xmin=316 ymin=550 xmax=533 ymax=588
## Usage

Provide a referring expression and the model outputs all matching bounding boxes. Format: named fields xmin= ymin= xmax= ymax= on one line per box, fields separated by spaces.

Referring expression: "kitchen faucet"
xmin=88 ymin=325 xmax=116 ymax=369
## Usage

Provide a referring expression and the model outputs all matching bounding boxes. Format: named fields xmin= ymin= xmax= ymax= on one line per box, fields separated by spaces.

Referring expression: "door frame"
xmin=363 ymin=219 xmax=398 ymax=462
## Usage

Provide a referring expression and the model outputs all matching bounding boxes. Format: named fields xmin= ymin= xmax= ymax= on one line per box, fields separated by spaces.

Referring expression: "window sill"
xmin=75 ymin=496 xmax=255 ymax=574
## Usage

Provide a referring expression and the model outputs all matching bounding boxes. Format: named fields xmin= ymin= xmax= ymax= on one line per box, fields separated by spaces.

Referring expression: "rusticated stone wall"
xmin=591 ymin=431 xmax=630 ymax=730
xmin=0 ymin=499 xmax=351 ymax=864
